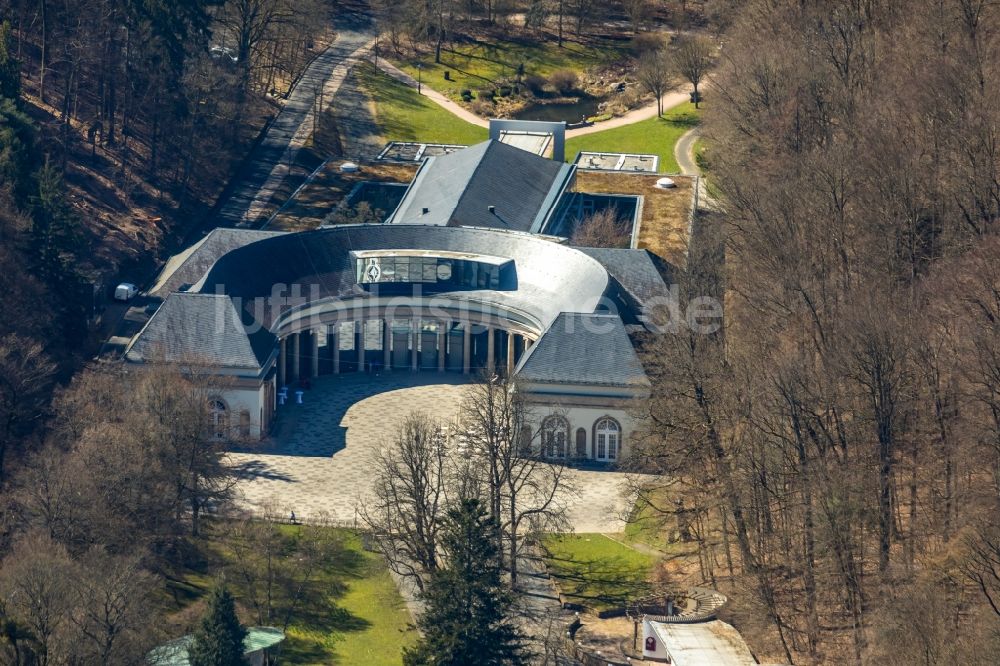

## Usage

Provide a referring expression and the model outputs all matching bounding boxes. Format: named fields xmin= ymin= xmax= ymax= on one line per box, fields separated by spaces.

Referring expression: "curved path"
xmin=674 ymin=126 xmax=701 ymax=176
xmin=375 ymin=57 xmax=694 ymax=139
xmin=216 ymin=12 xmax=375 ymax=227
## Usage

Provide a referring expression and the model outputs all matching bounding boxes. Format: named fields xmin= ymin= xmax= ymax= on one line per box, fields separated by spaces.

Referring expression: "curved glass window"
xmin=357 ymin=255 xmax=503 ymax=289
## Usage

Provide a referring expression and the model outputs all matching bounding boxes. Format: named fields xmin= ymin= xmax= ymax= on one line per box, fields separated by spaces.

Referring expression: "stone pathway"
xmin=227 ymin=373 xmax=641 ymax=533
xmin=330 ymin=67 xmax=383 ymax=161
xmin=216 ymin=15 xmax=375 ymax=227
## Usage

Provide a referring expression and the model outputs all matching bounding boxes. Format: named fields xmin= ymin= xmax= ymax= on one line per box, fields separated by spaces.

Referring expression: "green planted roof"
xmin=147 ymin=627 xmax=285 ymax=665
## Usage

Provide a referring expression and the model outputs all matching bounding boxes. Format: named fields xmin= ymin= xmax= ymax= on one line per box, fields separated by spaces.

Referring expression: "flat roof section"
xmin=497 ymin=130 xmax=551 ymax=156
xmin=649 ymin=620 xmax=757 ymax=666
xmin=376 ymin=142 xmax=468 ymax=162
xmin=575 ymin=151 xmax=659 ymax=173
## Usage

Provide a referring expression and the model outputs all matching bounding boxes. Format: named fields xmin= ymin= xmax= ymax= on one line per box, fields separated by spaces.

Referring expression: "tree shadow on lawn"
xmin=262 ymin=546 xmax=376 ymax=663
xmin=545 ymin=552 xmax=651 ymax=608
xmin=162 ymin=526 xmax=376 ymax=663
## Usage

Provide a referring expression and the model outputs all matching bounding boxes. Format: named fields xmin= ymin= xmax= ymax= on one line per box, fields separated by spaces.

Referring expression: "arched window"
xmin=541 ymin=416 xmax=569 ymax=459
xmin=239 ymin=410 xmax=252 ymax=439
xmin=209 ymin=399 xmax=228 ymax=440
xmin=594 ymin=417 xmax=621 ymax=462
xmin=575 ymin=428 xmax=587 ymax=458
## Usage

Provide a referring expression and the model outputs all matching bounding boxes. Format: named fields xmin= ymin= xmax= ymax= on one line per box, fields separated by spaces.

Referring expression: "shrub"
xmin=571 ymin=208 xmax=632 ymax=249
xmin=524 ymin=74 xmax=547 ymax=95
xmin=477 ymin=87 xmax=495 ymax=101
xmin=631 ymin=32 xmax=666 ymax=57
xmin=470 ymin=99 xmax=495 ymax=116
xmin=460 ymin=89 xmax=473 ymax=102
xmin=695 ymin=144 xmax=712 ymax=172
xmin=497 ymin=85 xmax=512 ymax=97
xmin=549 ymin=69 xmax=578 ymax=95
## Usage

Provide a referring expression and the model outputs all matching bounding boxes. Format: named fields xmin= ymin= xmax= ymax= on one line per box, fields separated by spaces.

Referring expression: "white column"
xmin=332 ymin=325 xmax=340 ymax=374
xmin=383 ymin=320 xmax=392 ymax=370
xmin=506 ymin=332 xmax=515 ymax=376
xmin=278 ymin=337 xmax=287 ymax=386
xmin=310 ymin=329 xmax=320 ymax=378
xmin=411 ymin=319 xmax=419 ymax=370
xmin=290 ymin=333 xmax=300 ymax=381
xmin=463 ymin=325 xmax=472 ymax=374
xmin=486 ymin=327 xmax=495 ymax=375
xmin=438 ymin=321 xmax=448 ymax=372
xmin=356 ymin=321 xmax=365 ymax=372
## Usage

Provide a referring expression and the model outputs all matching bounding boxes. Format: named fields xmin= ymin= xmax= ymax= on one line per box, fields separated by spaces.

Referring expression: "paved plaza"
xmin=228 ymin=373 xmax=641 ymax=533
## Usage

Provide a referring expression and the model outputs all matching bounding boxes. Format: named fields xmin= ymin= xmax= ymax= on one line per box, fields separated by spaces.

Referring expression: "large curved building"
xmin=127 ymin=141 xmax=676 ymax=463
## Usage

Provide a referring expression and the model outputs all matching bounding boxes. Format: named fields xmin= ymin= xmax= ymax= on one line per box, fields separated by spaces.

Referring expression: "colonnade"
xmin=277 ymin=319 xmax=532 ymax=385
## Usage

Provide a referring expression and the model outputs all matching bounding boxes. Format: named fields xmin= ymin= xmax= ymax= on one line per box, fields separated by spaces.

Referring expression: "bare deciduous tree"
xmin=226 ymin=506 xmax=347 ymax=631
xmin=460 ymin=375 xmax=570 ymax=588
xmin=360 ymin=412 xmax=448 ymax=593
xmin=671 ymin=35 xmax=712 ymax=108
xmin=635 ymin=44 xmax=674 ymax=117
xmin=0 ymin=335 xmax=56 ymax=486
xmin=571 ymin=207 xmax=632 ymax=248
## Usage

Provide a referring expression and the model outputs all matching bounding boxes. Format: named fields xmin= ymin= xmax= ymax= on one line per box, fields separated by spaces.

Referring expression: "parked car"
xmin=114 ymin=282 xmax=138 ymax=302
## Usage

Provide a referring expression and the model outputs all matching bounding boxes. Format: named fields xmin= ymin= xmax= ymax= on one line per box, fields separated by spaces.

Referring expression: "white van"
xmin=114 ymin=283 xmax=138 ymax=301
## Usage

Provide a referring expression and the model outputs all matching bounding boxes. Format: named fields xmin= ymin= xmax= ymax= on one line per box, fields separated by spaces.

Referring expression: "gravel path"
xmin=215 ymin=14 xmax=375 ymax=227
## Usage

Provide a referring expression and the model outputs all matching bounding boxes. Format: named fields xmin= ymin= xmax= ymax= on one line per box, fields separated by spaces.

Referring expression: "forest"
xmin=634 ymin=0 xmax=1000 ymax=663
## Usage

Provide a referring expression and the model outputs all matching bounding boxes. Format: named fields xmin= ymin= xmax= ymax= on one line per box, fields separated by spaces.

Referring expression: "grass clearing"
xmin=542 ymin=533 xmax=656 ymax=611
xmin=566 ymin=103 xmax=701 ymax=173
xmin=392 ymin=36 xmax=626 ymax=102
xmin=622 ymin=488 xmax=671 ymax=551
xmin=162 ymin=526 xmax=415 ymax=666
xmin=356 ymin=62 xmax=487 ymax=146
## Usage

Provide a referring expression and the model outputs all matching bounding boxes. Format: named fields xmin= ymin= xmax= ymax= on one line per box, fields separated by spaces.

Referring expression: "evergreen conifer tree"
xmin=188 ymin=583 xmax=248 ymax=666
xmin=404 ymin=499 xmax=527 ymax=666
xmin=0 ymin=20 xmax=19 ymax=102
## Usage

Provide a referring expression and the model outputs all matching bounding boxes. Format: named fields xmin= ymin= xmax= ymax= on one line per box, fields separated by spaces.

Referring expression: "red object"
xmin=645 ymin=636 xmax=657 ymax=652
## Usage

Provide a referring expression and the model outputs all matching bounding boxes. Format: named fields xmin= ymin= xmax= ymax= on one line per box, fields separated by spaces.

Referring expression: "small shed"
xmin=147 ymin=626 xmax=285 ymax=666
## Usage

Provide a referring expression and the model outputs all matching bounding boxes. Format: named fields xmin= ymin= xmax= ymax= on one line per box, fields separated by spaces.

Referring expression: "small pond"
xmin=511 ymin=96 xmax=603 ymax=123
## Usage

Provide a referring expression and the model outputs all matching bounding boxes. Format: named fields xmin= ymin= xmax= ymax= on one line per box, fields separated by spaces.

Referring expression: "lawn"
xmin=566 ymin=102 xmax=701 ymax=173
xmin=356 ymin=62 xmax=487 ymax=146
xmin=542 ymin=533 xmax=656 ymax=611
xmin=622 ymin=496 xmax=674 ymax=550
xmin=392 ymin=36 xmax=626 ymax=102
xmin=162 ymin=526 xmax=416 ymax=666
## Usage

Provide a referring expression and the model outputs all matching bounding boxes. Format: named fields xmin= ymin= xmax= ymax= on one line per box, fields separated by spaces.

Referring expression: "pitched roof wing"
xmin=516 ymin=312 xmax=650 ymax=388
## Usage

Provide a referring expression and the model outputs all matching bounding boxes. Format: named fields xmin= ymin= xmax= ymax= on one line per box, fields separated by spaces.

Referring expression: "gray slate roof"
xmin=150 ymin=228 xmax=286 ymax=298
xmin=194 ymin=224 xmax=614 ymax=332
xmin=125 ymin=293 xmax=275 ymax=370
xmin=579 ymin=248 xmax=673 ymax=307
xmin=390 ymin=140 xmax=574 ymax=232
xmin=516 ymin=312 xmax=650 ymax=388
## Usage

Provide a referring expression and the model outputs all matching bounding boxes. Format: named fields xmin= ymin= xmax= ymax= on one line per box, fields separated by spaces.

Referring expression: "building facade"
xmin=126 ymin=141 xmax=675 ymax=463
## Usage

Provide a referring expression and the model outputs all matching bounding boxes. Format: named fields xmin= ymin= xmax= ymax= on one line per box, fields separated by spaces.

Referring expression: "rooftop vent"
xmin=340 ymin=161 xmax=359 ymax=173
xmin=488 ymin=205 xmax=497 ymax=215
xmin=655 ymin=177 xmax=676 ymax=189
xmin=421 ymin=207 xmax=430 ymax=215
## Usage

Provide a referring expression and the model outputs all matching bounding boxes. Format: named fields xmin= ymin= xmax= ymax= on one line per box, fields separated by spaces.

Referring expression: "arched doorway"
xmin=209 ymin=399 xmax=228 ymax=440
xmin=594 ymin=417 xmax=620 ymax=462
